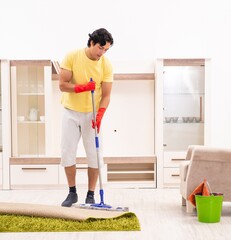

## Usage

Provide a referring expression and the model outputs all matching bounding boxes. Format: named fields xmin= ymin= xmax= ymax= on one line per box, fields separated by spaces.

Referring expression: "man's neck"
xmin=85 ymin=47 xmax=95 ymax=60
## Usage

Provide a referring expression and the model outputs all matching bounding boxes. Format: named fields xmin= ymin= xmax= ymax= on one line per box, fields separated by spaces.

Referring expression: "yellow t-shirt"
xmin=60 ymin=48 xmax=113 ymax=112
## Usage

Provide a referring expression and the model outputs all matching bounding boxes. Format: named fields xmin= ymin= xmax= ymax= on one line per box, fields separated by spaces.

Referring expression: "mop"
xmin=76 ymin=78 xmax=129 ymax=212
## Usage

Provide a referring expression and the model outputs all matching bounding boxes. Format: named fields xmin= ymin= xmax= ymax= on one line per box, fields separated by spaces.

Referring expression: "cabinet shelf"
xmin=108 ymin=172 xmax=154 ymax=182
xmin=17 ymin=121 xmax=45 ymax=124
xmin=163 ymin=122 xmax=204 ymax=124
xmin=163 ymin=92 xmax=204 ymax=95
xmin=108 ymin=170 xmax=154 ymax=174
xmin=106 ymin=158 xmax=156 ymax=184
xmin=18 ymin=93 xmax=44 ymax=96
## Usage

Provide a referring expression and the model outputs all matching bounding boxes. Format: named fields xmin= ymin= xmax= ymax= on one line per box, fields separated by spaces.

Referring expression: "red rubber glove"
xmin=92 ymin=108 xmax=106 ymax=133
xmin=74 ymin=81 xmax=95 ymax=93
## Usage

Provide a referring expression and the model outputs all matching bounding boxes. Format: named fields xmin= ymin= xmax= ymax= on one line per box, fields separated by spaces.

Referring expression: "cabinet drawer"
xmin=164 ymin=168 xmax=180 ymax=184
xmin=164 ymin=151 xmax=187 ymax=167
xmin=11 ymin=165 xmax=59 ymax=185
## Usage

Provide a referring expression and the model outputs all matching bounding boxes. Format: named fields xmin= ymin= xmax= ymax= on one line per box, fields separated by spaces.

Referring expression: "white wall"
xmin=1 ymin=0 xmax=231 ymax=147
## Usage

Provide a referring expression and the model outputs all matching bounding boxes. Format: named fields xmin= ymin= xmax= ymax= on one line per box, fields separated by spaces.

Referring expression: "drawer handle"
xmin=171 ymin=159 xmax=186 ymax=161
xmin=171 ymin=174 xmax=180 ymax=177
xmin=22 ymin=168 xmax=47 ymax=171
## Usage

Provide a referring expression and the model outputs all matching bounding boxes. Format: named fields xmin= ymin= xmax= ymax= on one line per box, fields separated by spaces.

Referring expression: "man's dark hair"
xmin=87 ymin=28 xmax=114 ymax=47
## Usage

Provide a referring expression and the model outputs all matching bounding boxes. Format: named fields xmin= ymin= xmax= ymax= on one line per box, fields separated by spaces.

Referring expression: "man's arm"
xmin=59 ymin=68 xmax=75 ymax=92
xmin=99 ymin=82 xmax=113 ymax=108
xmin=59 ymin=68 xmax=95 ymax=93
xmin=92 ymin=82 xmax=113 ymax=133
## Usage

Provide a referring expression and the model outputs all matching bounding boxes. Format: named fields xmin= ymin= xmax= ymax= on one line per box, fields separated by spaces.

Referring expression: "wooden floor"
xmin=1 ymin=186 xmax=231 ymax=240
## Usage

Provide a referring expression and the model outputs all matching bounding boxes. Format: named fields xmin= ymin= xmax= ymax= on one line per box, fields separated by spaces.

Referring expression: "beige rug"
xmin=0 ymin=202 xmax=127 ymax=221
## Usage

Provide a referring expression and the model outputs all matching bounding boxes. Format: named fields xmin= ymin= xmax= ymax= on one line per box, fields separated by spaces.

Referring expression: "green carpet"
xmin=0 ymin=212 xmax=140 ymax=232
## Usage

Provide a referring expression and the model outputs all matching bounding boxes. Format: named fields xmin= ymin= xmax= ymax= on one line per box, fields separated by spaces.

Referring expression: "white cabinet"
xmin=0 ymin=60 xmax=11 ymax=189
xmin=9 ymin=60 xmax=56 ymax=188
xmin=0 ymin=61 xmax=2 ymax=188
xmin=2 ymin=60 xmax=157 ymax=189
xmin=0 ymin=153 xmax=2 ymax=186
xmin=155 ymin=59 xmax=211 ymax=188
xmin=102 ymin=74 xmax=156 ymax=188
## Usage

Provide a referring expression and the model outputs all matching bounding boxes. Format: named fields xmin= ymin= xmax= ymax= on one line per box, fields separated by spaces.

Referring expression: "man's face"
xmin=90 ymin=41 xmax=111 ymax=60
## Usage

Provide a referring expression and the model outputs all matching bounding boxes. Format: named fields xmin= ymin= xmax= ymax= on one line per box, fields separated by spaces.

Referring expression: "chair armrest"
xmin=180 ymin=160 xmax=190 ymax=197
xmin=180 ymin=160 xmax=190 ymax=182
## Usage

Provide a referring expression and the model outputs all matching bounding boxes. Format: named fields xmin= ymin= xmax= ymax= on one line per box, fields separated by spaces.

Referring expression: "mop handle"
xmin=90 ymin=78 xmax=97 ymax=136
xmin=90 ymin=78 xmax=103 ymax=191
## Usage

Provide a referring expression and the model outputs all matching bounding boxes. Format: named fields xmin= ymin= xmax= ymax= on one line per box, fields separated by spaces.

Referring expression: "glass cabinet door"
xmin=11 ymin=61 xmax=46 ymax=157
xmin=163 ymin=62 xmax=205 ymax=151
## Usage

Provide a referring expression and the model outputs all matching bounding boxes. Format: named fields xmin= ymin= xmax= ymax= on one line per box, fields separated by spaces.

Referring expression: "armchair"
xmin=180 ymin=145 xmax=231 ymax=213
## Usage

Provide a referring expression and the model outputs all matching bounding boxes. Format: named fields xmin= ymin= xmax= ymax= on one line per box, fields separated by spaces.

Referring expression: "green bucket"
xmin=195 ymin=194 xmax=223 ymax=223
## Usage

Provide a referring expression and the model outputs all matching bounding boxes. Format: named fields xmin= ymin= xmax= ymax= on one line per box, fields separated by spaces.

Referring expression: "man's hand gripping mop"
xmin=77 ymin=78 xmax=129 ymax=212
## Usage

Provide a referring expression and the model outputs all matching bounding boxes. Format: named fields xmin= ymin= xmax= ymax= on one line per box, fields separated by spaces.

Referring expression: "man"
xmin=59 ymin=28 xmax=114 ymax=207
